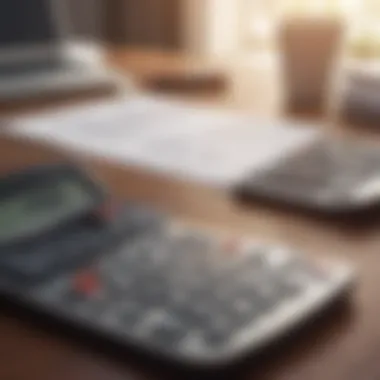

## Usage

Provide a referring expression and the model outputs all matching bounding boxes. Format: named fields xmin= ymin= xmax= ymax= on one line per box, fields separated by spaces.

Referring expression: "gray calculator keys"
xmin=25 ymin=222 xmax=354 ymax=367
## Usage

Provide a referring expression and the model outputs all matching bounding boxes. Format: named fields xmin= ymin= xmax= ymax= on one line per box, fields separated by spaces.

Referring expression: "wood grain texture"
xmin=0 ymin=49 xmax=379 ymax=380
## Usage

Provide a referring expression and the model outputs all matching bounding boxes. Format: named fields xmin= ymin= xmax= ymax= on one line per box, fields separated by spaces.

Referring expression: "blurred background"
xmin=70 ymin=0 xmax=380 ymax=59
xmin=65 ymin=0 xmax=380 ymax=120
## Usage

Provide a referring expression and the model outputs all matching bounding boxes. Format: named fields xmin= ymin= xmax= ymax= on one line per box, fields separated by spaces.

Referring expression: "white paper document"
xmin=5 ymin=95 xmax=321 ymax=187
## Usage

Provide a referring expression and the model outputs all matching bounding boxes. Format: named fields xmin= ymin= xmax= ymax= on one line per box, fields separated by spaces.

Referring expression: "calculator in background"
xmin=234 ymin=138 xmax=380 ymax=216
xmin=0 ymin=164 xmax=355 ymax=368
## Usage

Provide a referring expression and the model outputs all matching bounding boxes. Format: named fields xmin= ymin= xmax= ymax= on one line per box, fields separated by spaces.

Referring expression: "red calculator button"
xmin=73 ymin=270 xmax=100 ymax=296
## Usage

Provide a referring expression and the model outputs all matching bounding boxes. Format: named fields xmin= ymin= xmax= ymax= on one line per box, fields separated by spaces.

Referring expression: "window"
xmin=246 ymin=0 xmax=380 ymax=57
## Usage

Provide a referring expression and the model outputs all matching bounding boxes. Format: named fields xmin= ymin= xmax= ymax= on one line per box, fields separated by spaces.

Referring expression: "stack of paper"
xmin=5 ymin=95 xmax=321 ymax=188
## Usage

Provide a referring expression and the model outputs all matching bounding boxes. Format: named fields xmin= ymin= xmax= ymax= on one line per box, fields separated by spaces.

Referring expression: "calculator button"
xmin=266 ymin=247 xmax=291 ymax=267
xmin=287 ymin=272 xmax=315 ymax=290
xmin=72 ymin=270 xmax=101 ymax=296
xmin=117 ymin=301 xmax=142 ymax=327
xmin=170 ymin=303 xmax=212 ymax=330
xmin=133 ymin=285 xmax=167 ymax=306
xmin=135 ymin=309 xmax=176 ymax=337
xmin=204 ymin=318 xmax=233 ymax=347
xmin=272 ymin=281 xmax=302 ymax=300
xmin=151 ymin=324 xmax=186 ymax=350
xmin=107 ymin=270 xmax=134 ymax=290
xmin=229 ymin=298 xmax=262 ymax=324
xmin=234 ymin=298 xmax=255 ymax=314
xmin=180 ymin=331 xmax=208 ymax=355
xmin=99 ymin=308 xmax=122 ymax=329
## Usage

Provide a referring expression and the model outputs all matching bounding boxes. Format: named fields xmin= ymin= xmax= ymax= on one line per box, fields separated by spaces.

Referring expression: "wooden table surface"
xmin=1 ymin=49 xmax=380 ymax=380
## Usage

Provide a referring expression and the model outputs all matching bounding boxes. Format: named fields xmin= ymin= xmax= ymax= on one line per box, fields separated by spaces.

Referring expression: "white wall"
xmin=208 ymin=0 xmax=241 ymax=56
xmin=182 ymin=0 xmax=241 ymax=57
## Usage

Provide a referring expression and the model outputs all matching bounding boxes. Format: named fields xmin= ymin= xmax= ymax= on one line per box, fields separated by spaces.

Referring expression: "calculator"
xmin=235 ymin=138 xmax=380 ymax=215
xmin=0 ymin=164 xmax=355 ymax=368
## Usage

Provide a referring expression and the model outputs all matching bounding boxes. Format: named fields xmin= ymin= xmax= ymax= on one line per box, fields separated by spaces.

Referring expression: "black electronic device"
xmin=235 ymin=138 xmax=380 ymax=215
xmin=0 ymin=0 xmax=59 ymax=47
xmin=0 ymin=164 xmax=354 ymax=368
xmin=0 ymin=1 xmax=120 ymax=100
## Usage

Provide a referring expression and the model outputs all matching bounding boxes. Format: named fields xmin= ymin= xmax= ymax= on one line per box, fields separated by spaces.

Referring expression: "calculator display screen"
xmin=0 ymin=178 xmax=93 ymax=243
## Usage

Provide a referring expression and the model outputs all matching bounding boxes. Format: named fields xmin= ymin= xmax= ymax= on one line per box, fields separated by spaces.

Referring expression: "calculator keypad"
xmin=29 ymin=224 xmax=333 ymax=358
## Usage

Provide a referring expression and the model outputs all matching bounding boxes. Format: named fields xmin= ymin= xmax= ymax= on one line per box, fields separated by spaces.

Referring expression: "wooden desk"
xmin=0 ymin=49 xmax=379 ymax=380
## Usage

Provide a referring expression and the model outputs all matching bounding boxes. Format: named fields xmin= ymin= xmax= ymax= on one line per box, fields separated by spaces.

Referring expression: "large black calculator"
xmin=0 ymin=164 xmax=354 ymax=368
